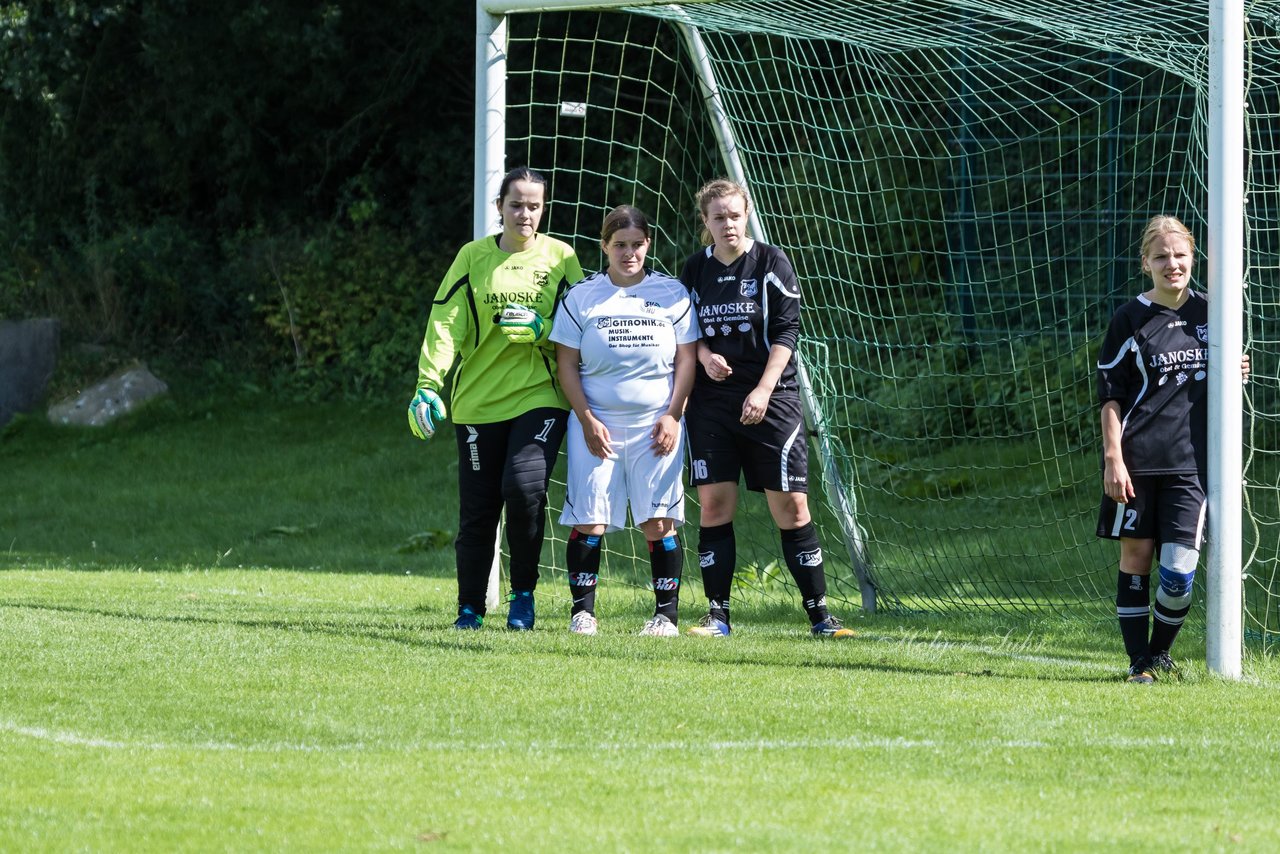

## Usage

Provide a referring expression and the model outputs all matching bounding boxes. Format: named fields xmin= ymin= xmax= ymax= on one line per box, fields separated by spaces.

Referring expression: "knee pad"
xmin=1156 ymin=565 xmax=1196 ymax=610
xmin=1160 ymin=542 xmax=1199 ymax=572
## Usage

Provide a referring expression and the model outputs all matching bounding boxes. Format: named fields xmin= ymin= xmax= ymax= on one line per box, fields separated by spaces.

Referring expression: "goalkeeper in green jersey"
xmin=408 ymin=166 xmax=584 ymax=630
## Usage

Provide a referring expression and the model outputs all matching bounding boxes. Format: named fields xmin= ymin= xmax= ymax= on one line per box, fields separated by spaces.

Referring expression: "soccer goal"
xmin=474 ymin=0 xmax=1268 ymax=675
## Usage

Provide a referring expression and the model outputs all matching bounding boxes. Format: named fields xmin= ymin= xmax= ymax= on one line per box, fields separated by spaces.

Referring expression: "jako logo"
xmin=466 ymin=426 xmax=481 ymax=471
xmin=698 ymin=551 xmax=715 ymax=568
xmin=797 ymin=549 xmax=822 ymax=567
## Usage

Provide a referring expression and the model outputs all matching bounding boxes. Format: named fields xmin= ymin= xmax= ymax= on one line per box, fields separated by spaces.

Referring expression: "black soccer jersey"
xmin=679 ymin=240 xmax=802 ymax=398
xmin=1097 ymin=291 xmax=1209 ymax=476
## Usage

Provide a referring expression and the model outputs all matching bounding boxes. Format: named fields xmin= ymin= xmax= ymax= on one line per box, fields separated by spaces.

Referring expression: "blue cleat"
xmin=507 ymin=590 xmax=535 ymax=631
xmin=687 ymin=613 xmax=731 ymax=637
xmin=453 ymin=606 xmax=483 ymax=630
xmin=810 ymin=616 xmax=856 ymax=638
xmin=1126 ymin=659 xmax=1156 ymax=684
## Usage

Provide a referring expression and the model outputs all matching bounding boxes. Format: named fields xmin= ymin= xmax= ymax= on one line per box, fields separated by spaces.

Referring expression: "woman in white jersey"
xmin=550 ymin=205 xmax=698 ymax=636
xmin=1097 ymin=215 xmax=1248 ymax=683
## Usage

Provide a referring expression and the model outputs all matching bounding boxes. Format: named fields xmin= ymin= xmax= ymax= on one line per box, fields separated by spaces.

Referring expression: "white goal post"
xmin=473 ymin=0 xmax=1247 ymax=677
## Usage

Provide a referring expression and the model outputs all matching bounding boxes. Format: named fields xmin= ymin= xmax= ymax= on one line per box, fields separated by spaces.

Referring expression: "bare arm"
xmin=698 ymin=340 xmax=732 ymax=382
xmin=741 ymin=343 xmax=793 ymax=425
xmin=651 ymin=341 xmax=698 ymax=456
xmin=556 ymin=344 xmax=613 ymax=459
xmin=1101 ymin=400 xmax=1133 ymax=503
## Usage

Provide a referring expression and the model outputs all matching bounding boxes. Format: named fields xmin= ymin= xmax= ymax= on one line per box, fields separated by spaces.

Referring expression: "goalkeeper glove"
xmin=499 ymin=302 xmax=550 ymax=344
xmin=407 ymin=388 xmax=447 ymax=440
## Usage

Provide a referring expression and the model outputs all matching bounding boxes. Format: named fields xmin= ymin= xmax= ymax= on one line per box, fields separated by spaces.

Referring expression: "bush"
xmin=255 ymin=226 xmax=450 ymax=400
xmin=857 ymin=333 xmax=1096 ymax=450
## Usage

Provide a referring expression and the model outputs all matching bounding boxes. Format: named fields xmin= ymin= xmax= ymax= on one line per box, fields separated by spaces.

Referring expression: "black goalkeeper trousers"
xmin=452 ymin=407 xmax=567 ymax=612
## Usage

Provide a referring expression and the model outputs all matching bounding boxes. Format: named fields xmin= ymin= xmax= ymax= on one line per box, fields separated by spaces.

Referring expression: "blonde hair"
xmin=1140 ymin=215 xmax=1196 ymax=260
xmin=695 ymin=178 xmax=751 ymax=246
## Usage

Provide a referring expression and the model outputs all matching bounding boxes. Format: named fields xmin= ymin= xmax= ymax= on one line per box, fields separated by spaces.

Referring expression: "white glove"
xmin=499 ymin=302 xmax=549 ymax=344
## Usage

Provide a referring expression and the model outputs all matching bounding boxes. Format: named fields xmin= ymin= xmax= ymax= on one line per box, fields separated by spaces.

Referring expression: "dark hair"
xmin=497 ymin=166 xmax=549 ymax=204
xmin=600 ymin=205 xmax=652 ymax=244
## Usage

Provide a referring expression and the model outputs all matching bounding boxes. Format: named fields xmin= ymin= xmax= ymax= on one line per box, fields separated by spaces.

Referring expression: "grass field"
xmin=4 ymin=397 xmax=1280 ymax=851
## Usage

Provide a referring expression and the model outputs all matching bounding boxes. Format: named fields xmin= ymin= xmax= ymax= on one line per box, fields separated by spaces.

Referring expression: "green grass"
xmin=2 ymin=396 xmax=458 ymax=575
xmin=4 ymin=398 xmax=1280 ymax=851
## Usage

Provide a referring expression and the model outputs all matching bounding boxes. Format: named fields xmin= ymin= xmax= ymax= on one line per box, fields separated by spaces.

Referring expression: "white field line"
xmin=1 ymin=719 xmax=1186 ymax=754
xmin=0 ymin=720 xmax=338 ymax=753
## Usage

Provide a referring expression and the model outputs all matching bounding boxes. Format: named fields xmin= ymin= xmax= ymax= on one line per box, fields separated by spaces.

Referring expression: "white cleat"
xmin=570 ymin=611 xmax=598 ymax=636
xmin=638 ymin=614 xmax=678 ymax=637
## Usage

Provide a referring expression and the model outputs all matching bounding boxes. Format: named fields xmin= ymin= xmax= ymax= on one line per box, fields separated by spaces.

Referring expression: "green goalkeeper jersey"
xmin=417 ymin=233 xmax=584 ymax=423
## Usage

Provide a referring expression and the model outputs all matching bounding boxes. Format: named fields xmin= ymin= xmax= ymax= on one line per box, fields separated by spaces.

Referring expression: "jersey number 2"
xmin=1123 ymin=508 xmax=1139 ymax=531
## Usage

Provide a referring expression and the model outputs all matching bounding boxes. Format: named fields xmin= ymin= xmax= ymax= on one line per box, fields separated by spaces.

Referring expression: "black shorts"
xmin=1096 ymin=473 xmax=1205 ymax=547
xmin=686 ymin=391 xmax=809 ymax=493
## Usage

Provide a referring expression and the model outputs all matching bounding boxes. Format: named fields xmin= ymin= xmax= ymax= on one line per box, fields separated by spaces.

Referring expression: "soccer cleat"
xmin=810 ymin=616 xmax=856 ymax=639
xmin=507 ymin=590 xmax=535 ymax=631
xmin=687 ymin=613 xmax=731 ymax=637
xmin=639 ymin=614 xmax=679 ymax=637
xmin=1150 ymin=651 xmax=1180 ymax=678
xmin=569 ymin=610 xmax=599 ymax=636
xmin=453 ymin=606 xmax=483 ymax=630
xmin=1126 ymin=659 xmax=1156 ymax=684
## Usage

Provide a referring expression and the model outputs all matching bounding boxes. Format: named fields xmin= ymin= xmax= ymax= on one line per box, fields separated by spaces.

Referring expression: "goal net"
xmin=485 ymin=0 xmax=1280 ymax=641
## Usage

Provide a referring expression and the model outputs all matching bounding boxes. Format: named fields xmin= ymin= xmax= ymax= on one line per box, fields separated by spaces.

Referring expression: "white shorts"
xmin=559 ymin=411 xmax=687 ymax=533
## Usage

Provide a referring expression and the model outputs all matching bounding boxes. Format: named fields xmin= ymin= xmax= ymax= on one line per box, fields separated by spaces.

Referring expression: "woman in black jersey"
xmin=679 ymin=178 xmax=853 ymax=638
xmin=1097 ymin=215 xmax=1247 ymax=682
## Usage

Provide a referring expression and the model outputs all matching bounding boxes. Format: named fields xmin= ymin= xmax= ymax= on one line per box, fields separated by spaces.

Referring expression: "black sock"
xmin=698 ymin=522 xmax=735 ymax=624
xmin=781 ymin=523 xmax=828 ymax=623
xmin=1150 ymin=583 xmax=1192 ymax=658
xmin=649 ymin=534 xmax=683 ymax=622
xmin=1116 ymin=571 xmax=1151 ymax=665
xmin=566 ymin=529 xmax=602 ymax=615
xmin=1149 ymin=602 xmax=1189 ymax=658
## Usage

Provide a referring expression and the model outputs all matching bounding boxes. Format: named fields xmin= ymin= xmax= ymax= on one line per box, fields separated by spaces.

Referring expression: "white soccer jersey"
xmin=550 ymin=270 xmax=698 ymax=419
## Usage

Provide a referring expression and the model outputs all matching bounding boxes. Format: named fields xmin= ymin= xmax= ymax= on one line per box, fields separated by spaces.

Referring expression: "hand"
xmin=740 ymin=387 xmax=772 ymax=425
xmin=1103 ymin=457 xmax=1135 ymax=504
xmin=650 ymin=414 xmax=680 ymax=457
xmin=407 ymin=388 xmax=447 ymax=440
xmin=581 ymin=411 xmax=614 ymax=459
xmin=703 ymin=353 xmax=732 ymax=382
xmin=499 ymin=302 xmax=549 ymax=344
xmin=1242 ymin=353 xmax=1251 ymax=384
